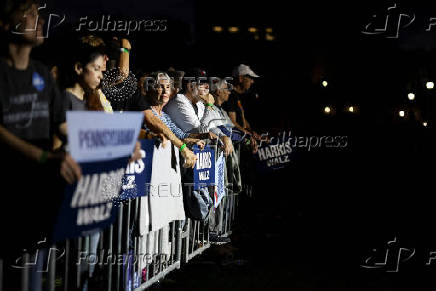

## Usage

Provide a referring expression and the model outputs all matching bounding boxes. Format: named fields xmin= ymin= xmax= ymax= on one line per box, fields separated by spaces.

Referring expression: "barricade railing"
xmin=0 ymin=142 xmax=241 ymax=291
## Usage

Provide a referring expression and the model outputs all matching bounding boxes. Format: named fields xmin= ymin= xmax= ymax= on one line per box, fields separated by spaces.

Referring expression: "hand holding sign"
xmin=45 ymin=151 xmax=82 ymax=184
xmin=60 ymin=153 xmax=82 ymax=184
xmin=221 ymin=136 xmax=233 ymax=157
xmin=181 ymin=147 xmax=197 ymax=169
xmin=129 ymin=141 xmax=142 ymax=163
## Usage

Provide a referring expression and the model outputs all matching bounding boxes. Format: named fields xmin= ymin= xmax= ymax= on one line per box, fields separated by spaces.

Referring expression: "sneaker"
xmin=209 ymin=233 xmax=231 ymax=245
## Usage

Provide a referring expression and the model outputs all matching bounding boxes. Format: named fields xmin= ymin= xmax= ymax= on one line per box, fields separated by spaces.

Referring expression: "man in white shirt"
xmin=165 ymin=68 xmax=233 ymax=156
xmin=165 ymin=91 xmax=206 ymax=133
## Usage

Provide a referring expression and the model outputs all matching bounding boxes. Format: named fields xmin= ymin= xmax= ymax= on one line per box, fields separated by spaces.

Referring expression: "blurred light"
xmin=266 ymin=27 xmax=273 ymax=33
xmin=248 ymin=27 xmax=258 ymax=33
xmin=324 ymin=106 xmax=331 ymax=114
xmin=426 ymin=81 xmax=434 ymax=89
xmin=407 ymin=93 xmax=415 ymax=100
xmin=423 ymin=122 xmax=428 ymax=127
xmin=399 ymin=110 xmax=405 ymax=117
xmin=228 ymin=27 xmax=239 ymax=33
xmin=212 ymin=26 xmax=223 ymax=32
xmin=348 ymin=106 xmax=355 ymax=113
xmin=265 ymin=33 xmax=275 ymax=41
xmin=254 ymin=34 xmax=260 ymax=40
xmin=322 ymin=80 xmax=328 ymax=87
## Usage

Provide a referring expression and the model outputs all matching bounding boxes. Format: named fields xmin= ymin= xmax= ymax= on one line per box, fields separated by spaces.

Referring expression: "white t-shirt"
xmin=164 ymin=93 xmax=205 ymax=133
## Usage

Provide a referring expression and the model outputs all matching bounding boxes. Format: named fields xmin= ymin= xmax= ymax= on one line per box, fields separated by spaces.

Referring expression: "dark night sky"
xmin=32 ymin=0 xmax=436 ymax=133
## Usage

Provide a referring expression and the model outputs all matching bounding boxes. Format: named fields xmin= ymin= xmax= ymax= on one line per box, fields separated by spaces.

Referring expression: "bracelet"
xmin=179 ymin=143 xmax=187 ymax=152
xmin=120 ymin=47 xmax=130 ymax=54
xmin=38 ymin=151 xmax=48 ymax=164
xmin=206 ymin=103 xmax=214 ymax=107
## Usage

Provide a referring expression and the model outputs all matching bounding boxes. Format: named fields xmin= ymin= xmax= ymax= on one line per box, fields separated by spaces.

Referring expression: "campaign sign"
xmin=256 ymin=134 xmax=293 ymax=172
xmin=53 ymin=157 xmax=128 ymax=242
xmin=214 ymin=152 xmax=226 ymax=208
xmin=53 ymin=112 xmax=143 ymax=241
xmin=193 ymin=145 xmax=215 ymax=190
xmin=118 ymin=139 xmax=154 ymax=201
xmin=67 ymin=111 xmax=143 ymax=163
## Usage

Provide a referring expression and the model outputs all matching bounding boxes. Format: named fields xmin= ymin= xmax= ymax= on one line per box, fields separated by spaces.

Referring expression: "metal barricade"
xmin=0 ymin=143 xmax=241 ymax=291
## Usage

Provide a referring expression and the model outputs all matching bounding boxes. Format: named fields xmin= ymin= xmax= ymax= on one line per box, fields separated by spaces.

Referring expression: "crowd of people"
xmin=0 ymin=0 xmax=264 ymax=271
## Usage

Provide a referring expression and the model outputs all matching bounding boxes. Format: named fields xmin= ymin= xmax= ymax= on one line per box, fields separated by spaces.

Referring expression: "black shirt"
xmin=0 ymin=59 xmax=66 ymax=151
xmin=0 ymin=59 xmax=66 ymax=254
xmin=223 ymin=90 xmax=246 ymax=128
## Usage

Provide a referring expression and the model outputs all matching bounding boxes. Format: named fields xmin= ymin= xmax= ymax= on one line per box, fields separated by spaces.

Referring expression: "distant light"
xmin=423 ymin=122 xmax=428 ymax=127
xmin=399 ymin=110 xmax=405 ymax=117
xmin=228 ymin=27 xmax=239 ymax=33
xmin=265 ymin=34 xmax=275 ymax=41
xmin=254 ymin=35 xmax=260 ymax=40
xmin=266 ymin=28 xmax=273 ymax=33
xmin=407 ymin=93 xmax=415 ymax=100
xmin=426 ymin=81 xmax=434 ymax=89
xmin=248 ymin=27 xmax=257 ymax=33
xmin=324 ymin=106 xmax=331 ymax=114
xmin=348 ymin=106 xmax=355 ymax=113
xmin=212 ymin=26 xmax=223 ymax=32
xmin=322 ymin=81 xmax=328 ymax=87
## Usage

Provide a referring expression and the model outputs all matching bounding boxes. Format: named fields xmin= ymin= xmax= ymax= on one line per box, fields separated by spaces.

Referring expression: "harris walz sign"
xmin=53 ymin=111 xmax=143 ymax=242
xmin=256 ymin=131 xmax=293 ymax=171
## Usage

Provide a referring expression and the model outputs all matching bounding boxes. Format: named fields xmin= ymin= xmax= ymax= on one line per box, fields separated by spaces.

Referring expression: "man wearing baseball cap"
xmin=224 ymin=64 xmax=262 ymax=147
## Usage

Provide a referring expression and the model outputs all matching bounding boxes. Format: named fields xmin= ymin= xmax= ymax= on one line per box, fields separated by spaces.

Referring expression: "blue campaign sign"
xmin=52 ymin=157 xmax=128 ymax=242
xmin=255 ymin=135 xmax=293 ymax=172
xmin=193 ymin=145 xmax=215 ymax=190
xmin=118 ymin=139 xmax=155 ymax=201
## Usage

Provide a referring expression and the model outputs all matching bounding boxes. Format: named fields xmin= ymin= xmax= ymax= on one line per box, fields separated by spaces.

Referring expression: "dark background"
xmin=32 ymin=0 xmax=436 ymax=289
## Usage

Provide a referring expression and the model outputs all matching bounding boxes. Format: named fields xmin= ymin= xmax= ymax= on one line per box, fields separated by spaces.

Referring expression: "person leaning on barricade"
xmin=164 ymin=68 xmax=233 ymax=156
xmin=224 ymin=64 xmax=263 ymax=153
xmin=144 ymin=71 xmax=209 ymax=149
xmin=210 ymin=78 xmax=243 ymax=192
xmin=222 ymin=64 xmax=264 ymax=197
xmin=0 ymin=0 xmax=82 ymax=260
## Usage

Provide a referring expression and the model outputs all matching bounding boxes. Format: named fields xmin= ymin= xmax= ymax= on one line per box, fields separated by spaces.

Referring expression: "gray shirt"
xmin=64 ymin=90 xmax=86 ymax=111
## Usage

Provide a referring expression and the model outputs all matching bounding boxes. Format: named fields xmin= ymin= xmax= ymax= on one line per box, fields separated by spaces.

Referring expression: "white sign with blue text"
xmin=67 ymin=111 xmax=143 ymax=162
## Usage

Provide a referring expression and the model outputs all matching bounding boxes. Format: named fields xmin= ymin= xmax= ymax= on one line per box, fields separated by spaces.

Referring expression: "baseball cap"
xmin=232 ymin=64 xmax=260 ymax=78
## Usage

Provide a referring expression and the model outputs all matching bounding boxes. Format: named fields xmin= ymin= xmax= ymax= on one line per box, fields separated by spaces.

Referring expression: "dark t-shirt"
xmin=0 ymin=59 xmax=66 ymax=255
xmin=0 ymin=59 xmax=65 ymax=150
xmin=223 ymin=90 xmax=246 ymax=127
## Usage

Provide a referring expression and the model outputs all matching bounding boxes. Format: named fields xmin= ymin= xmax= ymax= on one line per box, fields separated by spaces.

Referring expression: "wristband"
xmin=206 ymin=103 xmax=214 ymax=107
xmin=120 ymin=47 xmax=130 ymax=54
xmin=38 ymin=151 xmax=48 ymax=164
xmin=179 ymin=143 xmax=187 ymax=152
